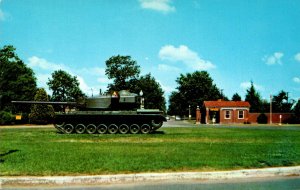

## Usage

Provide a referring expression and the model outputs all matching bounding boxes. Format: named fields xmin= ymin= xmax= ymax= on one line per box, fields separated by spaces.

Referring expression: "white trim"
xmin=224 ymin=110 xmax=231 ymax=119
xmin=220 ymin=107 xmax=249 ymax=111
xmin=238 ymin=110 xmax=244 ymax=119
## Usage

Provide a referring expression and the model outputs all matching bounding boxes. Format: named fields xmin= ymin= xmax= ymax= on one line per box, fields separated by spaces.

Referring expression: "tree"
xmin=257 ymin=113 xmax=268 ymax=124
xmin=130 ymin=73 xmax=166 ymax=112
xmin=272 ymin=90 xmax=292 ymax=113
xmin=168 ymin=71 xmax=224 ymax=116
xmin=232 ymin=93 xmax=242 ymax=101
xmin=0 ymin=45 xmax=37 ymax=112
xmin=105 ymin=55 xmax=140 ymax=92
xmin=47 ymin=70 xmax=84 ymax=102
xmin=245 ymin=81 xmax=262 ymax=112
xmin=293 ymin=99 xmax=300 ymax=117
xmin=284 ymin=99 xmax=300 ymax=124
xmin=168 ymin=91 xmax=185 ymax=116
xmin=29 ymin=88 xmax=54 ymax=124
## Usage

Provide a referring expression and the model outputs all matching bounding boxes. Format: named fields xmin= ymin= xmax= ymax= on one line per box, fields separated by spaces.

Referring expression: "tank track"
xmin=54 ymin=121 xmax=163 ymax=134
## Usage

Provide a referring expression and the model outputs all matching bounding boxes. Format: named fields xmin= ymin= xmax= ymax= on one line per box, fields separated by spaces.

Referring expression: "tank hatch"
xmin=118 ymin=90 xmax=138 ymax=103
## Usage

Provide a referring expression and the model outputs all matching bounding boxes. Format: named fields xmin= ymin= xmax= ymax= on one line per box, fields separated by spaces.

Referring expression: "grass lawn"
xmin=0 ymin=125 xmax=300 ymax=176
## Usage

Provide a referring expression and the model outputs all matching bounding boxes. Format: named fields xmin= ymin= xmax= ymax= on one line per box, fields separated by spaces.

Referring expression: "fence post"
xmin=196 ymin=106 xmax=201 ymax=124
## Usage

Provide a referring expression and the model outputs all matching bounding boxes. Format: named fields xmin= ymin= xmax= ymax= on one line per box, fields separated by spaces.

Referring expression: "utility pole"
xmin=270 ymin=94 xmax=272 ymax=124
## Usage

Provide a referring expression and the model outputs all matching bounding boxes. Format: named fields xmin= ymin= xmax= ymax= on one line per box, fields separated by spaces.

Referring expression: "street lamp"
xmin=189 ymin=105 xmax=191 ymax=120
xmin=139 ymin=90 xmax=144 ymax=109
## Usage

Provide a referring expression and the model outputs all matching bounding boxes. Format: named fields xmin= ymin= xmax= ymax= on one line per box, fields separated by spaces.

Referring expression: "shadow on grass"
xmin=54 ymin=130 xmax=166 ymax=135
xmin=0 ymin=149 xmax=19 ymax=163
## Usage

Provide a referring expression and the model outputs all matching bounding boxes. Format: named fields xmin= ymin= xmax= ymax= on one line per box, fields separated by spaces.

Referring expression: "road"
xmin=163 ymin=119 xmax=300 ymax=131
xmin=3 ymin=176 xmax=300 ymax=190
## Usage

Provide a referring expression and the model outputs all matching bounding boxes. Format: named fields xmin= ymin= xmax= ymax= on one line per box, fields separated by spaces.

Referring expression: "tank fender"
xmin=151 ymin=119 xmax=163 ymax=128
xmin=151 ymin=115 xmax=167 ymax=128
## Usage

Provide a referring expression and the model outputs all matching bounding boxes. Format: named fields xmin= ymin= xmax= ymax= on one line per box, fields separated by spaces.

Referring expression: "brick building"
xmin=203 ymin=100 xmax=251 ymax=124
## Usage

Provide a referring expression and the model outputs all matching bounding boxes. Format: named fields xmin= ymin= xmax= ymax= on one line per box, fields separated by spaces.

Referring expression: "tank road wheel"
xmin=86 ymin=124 xmax=97 ymax=134
xmin=130 ymin=124 xmax=140 ymax=134
xmin=54 ymin=122 xmax=65 ymax=133
xmin=119 ymin=124 xmax=129 ymax=134
xmin=75 ymin=124 xmax=86 ymax=134
xmin=97 ymin=124 xmax=107 ymax=134
xmin=151 ymin=119 xmax=163 ymax=129
xmin=108 ymin=124 xmax=118 ymax=134
xmin=141 ymin=124 xmax=151 ymax=134
xmin=64 ymin=124 xmax=74 ymax=134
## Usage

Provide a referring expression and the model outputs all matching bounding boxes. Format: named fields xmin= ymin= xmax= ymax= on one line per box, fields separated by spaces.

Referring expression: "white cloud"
xmin=157 ymin=80 xmax=174 ymax=94
xmin=27 ymin=56 xmax=109 ymax=97
xmin=158 ymin=64 xmax=180 ymax=72
xmin=139 ymin=0 xmax=175 ymax=13
xmin=79 ymin=67 xmax=106 ymax=76
xmin=263 ymin=52 xmax=284 ymax=65
xmin=76 ymin=76 xmax=90 ymax=94
xmin=35 ymin=73 xmax=51 ymax=94
xmin=159 ymin=45 xmax=216 ymax=70
xmin=240 ymin=82 xmax=264 ymax=91
xmin=77 ymin=76 xmax=108 ymax=97
xmin=293 ymin=77 xmax=300 ymax=83
xmin=0 ymin=0 xmax=5 ymax=21
xmin=28 ymin=56 xmax=68 ymax=71
xmin=0 ymin=9 xmax=4 ymax=21
xmin=295 ymin=53 xmax=300 ymax=62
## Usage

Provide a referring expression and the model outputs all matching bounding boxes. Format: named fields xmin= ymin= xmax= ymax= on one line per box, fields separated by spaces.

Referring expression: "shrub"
xmin=0 ymin=111 xmax=13 ymax=125
xmin=257 ymin=113 xmax=268 ymax=124
xmin=29 ymin=88 xmax=54 ymax=124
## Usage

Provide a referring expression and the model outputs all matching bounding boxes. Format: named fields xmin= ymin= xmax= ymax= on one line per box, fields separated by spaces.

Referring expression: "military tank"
xmin=12 ymin=90 xmax=166 ymax=134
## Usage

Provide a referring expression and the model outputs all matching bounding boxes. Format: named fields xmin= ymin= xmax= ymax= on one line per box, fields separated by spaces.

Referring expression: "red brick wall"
xmin=220 ymin=109 xmax=249 ymax=124
xmin=248 ymin=113 xmax=293 ymax=124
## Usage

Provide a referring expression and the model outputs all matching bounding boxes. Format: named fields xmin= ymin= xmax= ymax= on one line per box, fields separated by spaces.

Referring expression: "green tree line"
xmin=1 ymin=45 xmax=300 ymax=124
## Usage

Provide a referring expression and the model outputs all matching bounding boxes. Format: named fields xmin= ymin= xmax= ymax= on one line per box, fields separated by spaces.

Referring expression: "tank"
xmin=12 ymin=90 xmax=167 ymax=134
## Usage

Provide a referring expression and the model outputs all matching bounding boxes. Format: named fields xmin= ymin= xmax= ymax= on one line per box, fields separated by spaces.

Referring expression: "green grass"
xmin=0 ymin=126 xmax=300 ymax=176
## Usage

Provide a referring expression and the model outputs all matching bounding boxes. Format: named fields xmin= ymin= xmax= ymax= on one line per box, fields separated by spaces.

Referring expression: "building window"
xmin=225 ymin=110 xmax=231 ymax=119
xmin=238 ymin=110 xmax=244 ymax=119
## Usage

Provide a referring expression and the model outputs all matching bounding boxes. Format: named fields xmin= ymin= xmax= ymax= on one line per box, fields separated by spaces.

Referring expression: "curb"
xmin=1 ymin=166 xmax=300 ymax=187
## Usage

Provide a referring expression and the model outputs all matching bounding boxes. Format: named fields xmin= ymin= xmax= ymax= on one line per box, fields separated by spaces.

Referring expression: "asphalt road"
xmin=163 ymin=119 xmax=300 ymax=131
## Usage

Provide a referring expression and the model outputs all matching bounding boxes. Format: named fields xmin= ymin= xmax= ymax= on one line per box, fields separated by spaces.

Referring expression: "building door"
xmin=209 ymin=110 xmax=220 ymax=124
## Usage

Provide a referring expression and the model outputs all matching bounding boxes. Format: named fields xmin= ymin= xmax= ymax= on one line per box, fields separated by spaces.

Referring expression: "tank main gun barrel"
xmin=11 ymin=101 xmax=78 ymax=105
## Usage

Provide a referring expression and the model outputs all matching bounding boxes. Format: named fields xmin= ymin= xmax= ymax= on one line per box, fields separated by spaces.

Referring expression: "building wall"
xmin=219 ymin=109 xmax=249 ymax=124
xmin=248 ymin=113 xmax=293 ymax=124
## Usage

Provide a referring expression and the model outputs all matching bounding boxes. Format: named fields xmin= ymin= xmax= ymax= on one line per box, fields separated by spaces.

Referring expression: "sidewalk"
xmin=1 ymin=166 xmax=299 ymax=187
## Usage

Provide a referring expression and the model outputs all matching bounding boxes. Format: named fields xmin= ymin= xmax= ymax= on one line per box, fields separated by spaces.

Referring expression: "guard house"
xmin=203 ymin=100 xmax=250 ymax=124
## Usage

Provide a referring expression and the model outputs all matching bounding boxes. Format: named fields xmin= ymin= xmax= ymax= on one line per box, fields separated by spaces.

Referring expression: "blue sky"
xmin=1 ymin=0 xmax=300 ymax=103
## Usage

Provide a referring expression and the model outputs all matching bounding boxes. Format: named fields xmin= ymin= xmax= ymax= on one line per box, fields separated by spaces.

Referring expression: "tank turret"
xmin=83 ymin=90 xmax=141 ymax=110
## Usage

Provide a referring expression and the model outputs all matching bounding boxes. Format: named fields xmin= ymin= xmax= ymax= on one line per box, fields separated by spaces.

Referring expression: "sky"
xmin=1 ymin=0 xmax=300 ymax=104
